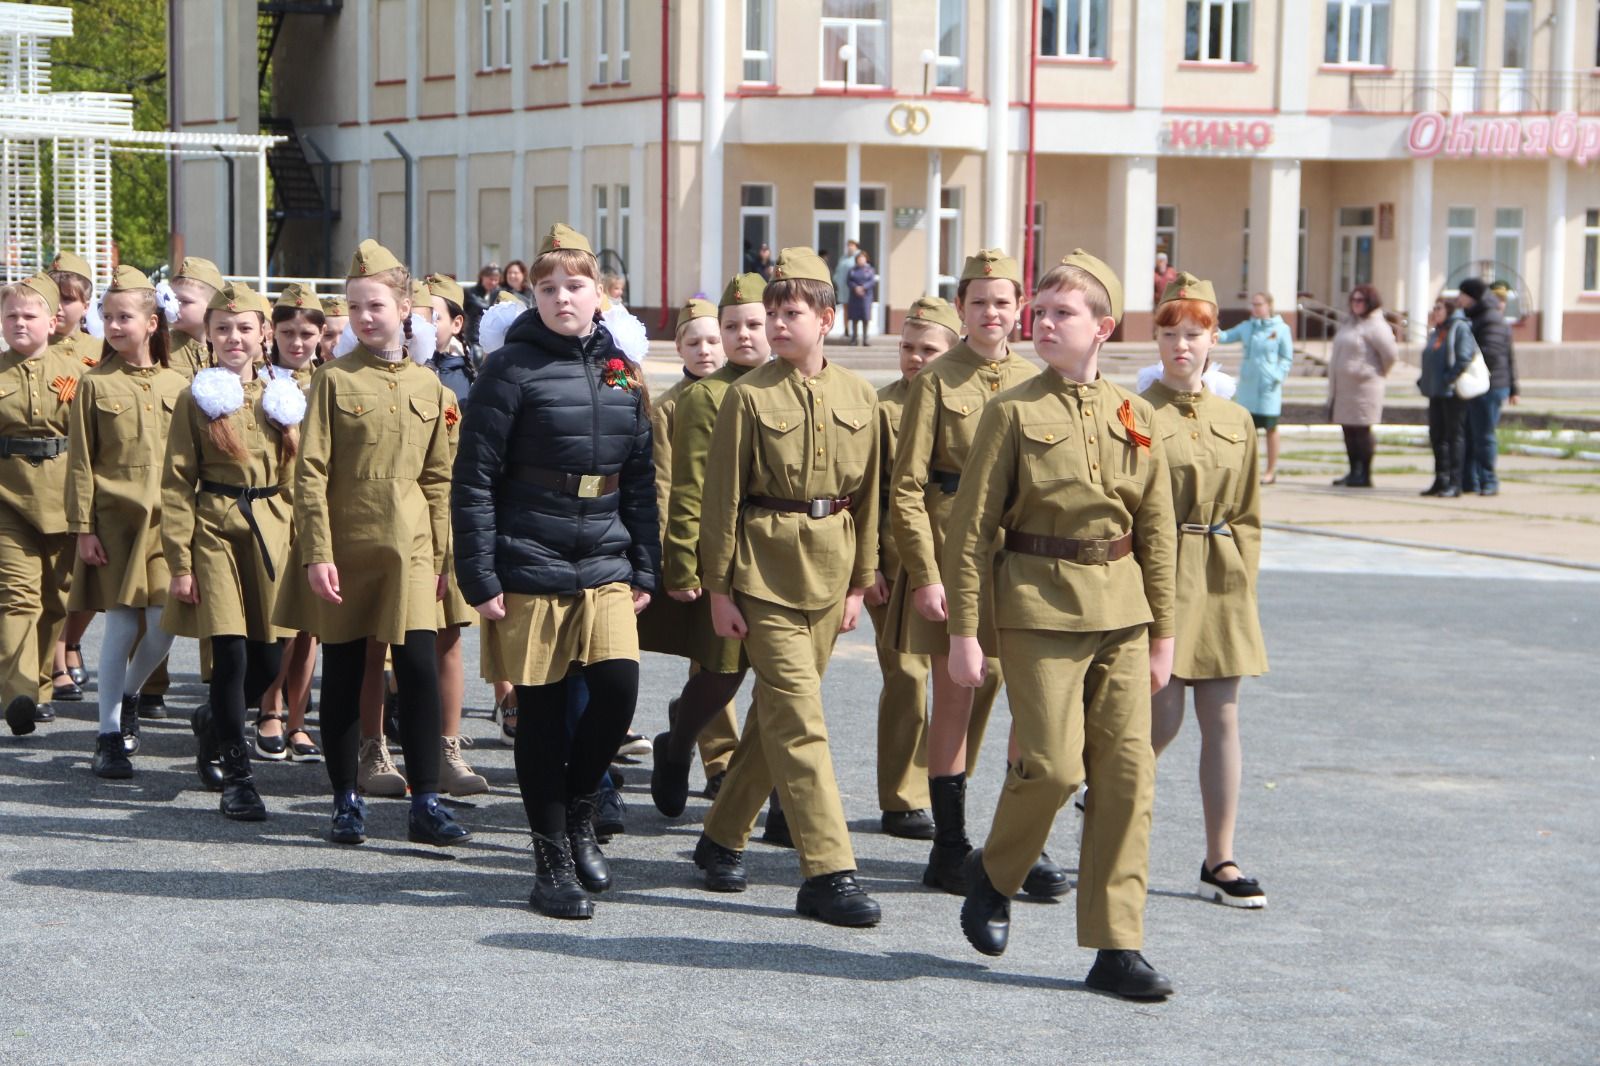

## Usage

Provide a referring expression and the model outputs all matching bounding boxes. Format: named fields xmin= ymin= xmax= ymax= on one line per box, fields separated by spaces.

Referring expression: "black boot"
xmin=796 ymin=871 xmax=881 ymax=927
xmin=959 ymin=849 xmax=1010 ymax=957
xmin=1347 ymin=458 xmax=1373 ymax=488
xmin=1420 ymin=477 xmax=1444 ymax=497
xmin=1436 ymin=474 xmax=1461 ymax=498
xmin=922 ymin=773 xmax=972 ymax=895
xmin=567 ymin=793 xmax=611 ymax=893
xmin=190 ymin=703 xmax=225 ymax=792
xmin=218 ymin=743 xmax=267 ymax=821
xmin=1021 ymin=851 xmax=1072 ymax=898
xmin=530 ymin=833 xmax=594 ymax=919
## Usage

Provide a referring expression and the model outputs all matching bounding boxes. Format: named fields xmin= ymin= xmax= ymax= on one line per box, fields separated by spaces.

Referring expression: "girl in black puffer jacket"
xmin=452 ymin=223 xmax=659 ymax=920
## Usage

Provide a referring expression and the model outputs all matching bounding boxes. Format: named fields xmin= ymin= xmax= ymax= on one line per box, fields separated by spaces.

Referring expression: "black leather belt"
xmin=1003 ymin=529 xmax=1134 ymax=566
xmin=746 ymin=494 xmax=852 ymax=519
xmin=200 ymin=480 xmax=282 ymax=581
xmin=511 ymin=466 xmax=620 ymax=498
xmin=0 ymin=436 xmax=69 ymax=463
xmin=931 ymin=469 xmax=961 ymax=494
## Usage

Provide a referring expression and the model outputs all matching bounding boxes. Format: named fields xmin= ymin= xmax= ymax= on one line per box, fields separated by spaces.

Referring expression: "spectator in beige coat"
xmin=1326 ymin=283 xmax=1398 ymax=488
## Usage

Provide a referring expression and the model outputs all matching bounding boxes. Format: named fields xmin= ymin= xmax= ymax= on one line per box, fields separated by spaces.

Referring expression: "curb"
xmin=1264 ymin=522 xmax=1600 ymax=573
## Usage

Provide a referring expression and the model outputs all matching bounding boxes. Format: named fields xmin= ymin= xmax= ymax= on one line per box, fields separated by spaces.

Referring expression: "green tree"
xmin=39 ymin=0 xmax=169 ymax=270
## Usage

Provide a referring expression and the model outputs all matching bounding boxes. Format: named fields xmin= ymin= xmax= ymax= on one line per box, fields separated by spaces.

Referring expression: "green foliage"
xmin=40 ymin=0 xmax=169 ymax=270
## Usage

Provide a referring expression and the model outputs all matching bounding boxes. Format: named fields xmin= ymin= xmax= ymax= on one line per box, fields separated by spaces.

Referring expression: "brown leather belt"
xmin=746 ymin=494 xmax=852 ymax=519
xmin=1003 ymin=528 xmax=1134 ymax=565
xmin=511 ymin=466 xmax=620 ymax=498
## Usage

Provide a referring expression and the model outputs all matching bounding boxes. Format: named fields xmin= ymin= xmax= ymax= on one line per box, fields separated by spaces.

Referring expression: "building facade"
xmin=172 ymin=0 xmax=1600 ymax=340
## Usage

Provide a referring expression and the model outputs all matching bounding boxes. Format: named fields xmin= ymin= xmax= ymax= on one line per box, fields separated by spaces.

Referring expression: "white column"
xmin=1414 ymin=0 xmax=1439 ymax=73
xmin=1276 ymin=0 xmax=1309 ymax=113
xmin=1132 ymin=0 xmax=1164 ymax=112
xmin=1248 ymin=158 xmax=1301 ymax=315
xmin=405 ymin=0 xmax=420 ymax=119
xmin=630 ymin=141 xmax=648 ymax=303
xmin=699 ymin=0 xmax=727 ymax=297
xmin=1406 ymin=158 xmax=1434 ymax=343
xmin=1541 ymin=159 xmax=1567 ymax=342
xmin=1108 ymin=157 xmax=1158 ymax=319
xmin=1553 ymin=0 xmax=1578 ymax=109
xmin=925 ymin=148 xmax=943 ymax=296
xmin=845 ymin=141 xmax=862 ymax=250
xmin=983 ymin=0 xmax=1010 ymax=248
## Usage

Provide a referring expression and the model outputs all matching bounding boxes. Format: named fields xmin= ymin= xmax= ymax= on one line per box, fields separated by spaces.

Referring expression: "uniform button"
xmin=145 ymin=404 xmax=152 ymax=411
xmin=1191 ymin=431 xmax=1199 ymax=440
xmin=961 ymin=404 xmax=970 ymax=414
xmin=1186 ymin=410 xmax=1197 ymax=419
xmin=778 ymin=421 xmax=787 ymax=430
xmin=390 ymin=405 xmax=397 ymax=413
xmin=1043 ymin=433 xmax=1054 ymax=442
xmin=990 ymin=381 xmax=999 ymax=391
xmin=355 ymin=405 xmax=363 ymax=413
xmin=816 ymin=448 xmax=824 ymax=457
xmin=1087 ymin=435 xmax=1096 ymax=444
xmin=141 ymin=384 xmax=149 ymax=391
xmin=388 ymin=382 xmax=396 ymax=390
xmin=1091 ymin=463 xmax=1099 ymax=472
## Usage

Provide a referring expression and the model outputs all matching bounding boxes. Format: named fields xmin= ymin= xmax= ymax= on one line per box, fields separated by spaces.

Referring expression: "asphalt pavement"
xmin=2 ymin=531 xmax=1596 ymax=1065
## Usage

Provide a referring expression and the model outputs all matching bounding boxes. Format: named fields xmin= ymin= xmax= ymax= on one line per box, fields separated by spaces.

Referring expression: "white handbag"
xmin=1454 ymin=351 xmax=1490 ymax=400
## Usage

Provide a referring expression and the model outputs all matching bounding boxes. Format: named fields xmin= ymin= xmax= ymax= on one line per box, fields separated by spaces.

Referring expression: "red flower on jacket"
xmin=606 ymin=358 xmax=625 ymax=373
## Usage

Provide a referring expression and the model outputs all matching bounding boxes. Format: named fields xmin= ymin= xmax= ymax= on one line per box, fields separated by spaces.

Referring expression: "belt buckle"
xmin=807 ymin=497 xmax=832 ymax=519
xmin=1076 ymin=540 xmax=1109 ymax=565
xmin=577 ymin=474 xmax=604 ymax=499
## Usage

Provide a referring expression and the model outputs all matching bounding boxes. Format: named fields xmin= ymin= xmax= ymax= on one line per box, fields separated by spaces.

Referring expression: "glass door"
xmin=813 ymin=185 xmax=887 ymax=335
xmin=1333 ymin=206 xmax=1376 ymax=307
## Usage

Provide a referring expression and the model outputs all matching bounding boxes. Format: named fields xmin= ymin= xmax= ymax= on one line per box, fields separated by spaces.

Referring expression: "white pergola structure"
xmin=0 ymin=2 xmax=279 ymax=288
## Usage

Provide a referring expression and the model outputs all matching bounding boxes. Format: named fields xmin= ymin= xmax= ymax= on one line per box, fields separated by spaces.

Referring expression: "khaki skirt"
xmin=482 ymin=582 xmax=639 ymax=686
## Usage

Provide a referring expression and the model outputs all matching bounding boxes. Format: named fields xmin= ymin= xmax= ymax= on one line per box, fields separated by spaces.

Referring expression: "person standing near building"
xmin=1416 ymin=297 xmax=1476 ymax=498
xmin=833 ymin=239 xmax=860 ymax=305
xmin=947 ymin=250 xmax=1178 ymax=1000
xmin=689 ymin=247 xmax=883 ymax=928
xmin=1456 ymin=278 xmax=1517 ymax=497
xmin=1326 ymin=284 xmax=1397 ymax=489
xmin=1140 ymin=273 xmax=1269 ymax=911
xmin=844 ymin=251 xmax=877 ymax=347
xmin=0 ymin=275 xmax=85 ymax=737
xmin=463 ymin=262 xmax=500 ymax=357
xmin=887 ymin=250 xmax=1063 ymax=899
xmin=1217 ymin=292 xmax=1294 ymax=484
xmin=1152 ymin=252 xmax=1178 ymax=311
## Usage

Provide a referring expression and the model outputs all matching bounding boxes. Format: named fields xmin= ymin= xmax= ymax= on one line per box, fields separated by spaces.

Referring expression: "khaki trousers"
xmin=868 ymin=601 xmax=999 ymax=810
xmin=982 ymin=625 xmax=1154 ymax=950
xmin=703 ymin=592 xmax=854 ymax=879
xmin=0 ymin=505 xmax=73 ymax=706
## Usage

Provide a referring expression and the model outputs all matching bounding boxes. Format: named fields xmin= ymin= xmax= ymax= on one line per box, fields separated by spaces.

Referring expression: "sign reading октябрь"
xmin=1407 ymin=111 xmax=1600 ymax=165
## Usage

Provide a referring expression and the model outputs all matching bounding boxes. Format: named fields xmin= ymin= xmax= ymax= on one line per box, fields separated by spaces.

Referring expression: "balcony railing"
xmin=1347 ymin=70 xmax=1600 ymax=114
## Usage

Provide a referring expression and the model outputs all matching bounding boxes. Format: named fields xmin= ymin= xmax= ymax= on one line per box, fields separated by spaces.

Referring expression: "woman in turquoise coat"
xmin=1217 ymin=292 xmax=1295 ymax=484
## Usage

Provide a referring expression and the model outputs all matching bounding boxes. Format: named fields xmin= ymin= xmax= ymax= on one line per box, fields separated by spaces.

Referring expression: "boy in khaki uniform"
xmin=0 ymin=274 xmax=85 ymax=735
xmin=692 ymin=247 xmax=883 ymax=927
xmin=946 ymin=250 xmax=1178 ymax=999
xmin=167 ymin=257 xmax=227 ymax=381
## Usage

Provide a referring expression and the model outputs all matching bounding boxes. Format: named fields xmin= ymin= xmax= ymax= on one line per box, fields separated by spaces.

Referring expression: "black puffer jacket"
xmin=1466 ymin=301 xmax=1518 ymax=396
xmin=451 ymin=310 xmax=659 ymax=605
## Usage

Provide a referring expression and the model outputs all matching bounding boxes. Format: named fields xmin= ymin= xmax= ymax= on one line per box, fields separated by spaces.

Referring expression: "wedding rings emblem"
xmin=888 ymin=103 xmax=931 ymax=136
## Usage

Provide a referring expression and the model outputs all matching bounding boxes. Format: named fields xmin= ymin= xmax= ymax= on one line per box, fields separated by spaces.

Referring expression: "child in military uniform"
xmin=167 ymin=257 xmax=227 ymax=380
xmin=946 ymin=250 xmax=1178 ymax=999
xmin=1141 ymin=273 xmax=1269 ymax=909
xmin=318 ymin=295 xmax=349 ymax=364
xmin=452 ymin=224 xmax=658 ymax=921
xmin=274 ymin=239 xmax=468 ymax=850
xmin=690 ymin=247 xmax=883 ymax=927
xmin=887 ymin=253 xmax=1065 ymax=900
xmin=65 ymin=267 xmax=189 ymax=778
xmin=0 ymin=275 xmax=86 ymax=736
xmin=162 ymin=282 xmax=302 ymax=820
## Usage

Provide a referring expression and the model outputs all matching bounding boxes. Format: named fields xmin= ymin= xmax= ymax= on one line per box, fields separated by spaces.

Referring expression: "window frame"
xmin=935 ymin=0 xmax=966 ymax=90
xmin=559 ymin=0 xmax=570 ymax=63
xmin=1446 ymin=206 xmax=1476 ymax=285
xmin=594 ymin=185 xmax=610 ymax=255
xmin=1323 ymin=0 xmax=1391 ymax=68
xmin=743 ymin=0 xmax=775 ymax=85
xmin=937 ymin=186 xmax=964 ymax=300
xmin=1040 ymin=0 xmax=1109 ymax=61
xmin=1492 ymin=206 xmax=1523 ymax=284
xmin=479 ymin=0 xmax=511 ymax=72
xmin=1185 ymin=0 xmax=1252 ymax=65
xmin=1582 ymin=209 xmax=1600 ymax=293
xmin=537 ymin=0 xmax=552 ymax=64
xmin=819 ymin=2 xmax=889 ymax=88
xmin=740 ymin=183 xmax=778 ymax=269
xmin=595 ymin=0 xmax=610 ymax=84
xmin=1156 ymin=204 xmax=1178 ymax=267
xmin=1502 ymin=0 xmax=1532 ymax=70
xmin=618 ymin=0 xmax=631 ymax=82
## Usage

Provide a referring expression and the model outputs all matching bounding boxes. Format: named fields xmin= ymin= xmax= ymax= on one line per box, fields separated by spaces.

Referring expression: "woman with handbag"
xmin=1416 ymin=298 xmax=1480 ymax=498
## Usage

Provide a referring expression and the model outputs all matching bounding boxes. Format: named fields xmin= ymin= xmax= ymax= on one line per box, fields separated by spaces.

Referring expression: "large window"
xmin=594 ymin=186 xmax=610 ymax=254
xmin=1446 ymin=207 xmax=1476 ymax=284
xmin=1454 ymin=0 xmax=1482 ymax=67
xmin=596 ymin=0 xmax=610 ymax=83
xmin=616 ymin=185 xmax=632 ymax=274
xmin=1156 ymin=205 xmax=1178 ymax=265
xmin=1583 ymin=209 xmax=1600 ymax=292
xmin=741 ymin=184 xmax=775 ymax=268
xmin=744 ymin=0 xmax=774 ymax=83
xmin=1493 ymin=207 xmax=1523 ymax=283
xmin=480 ymin=0 xmax=510 ymax=71
xmin=619 ymin=0 xmax=631 ymax=82
xmin=537 ymin=0 xmax=553 ymax=63
xmin=937 ymin=187 xmax=964 ymax=300
xmin=1504 ymin=1 xmax=1532 ymax=69
xmin=1185 ymin=1 xmax=1251 ymax=63
xmin=936 ymin=0 xmax=966 ymax=88
xmin=821 ymin=1 xmax=887 ymax=87
xmin=1324 ymin=0 xmax=1390 ymax=66
xmin=1041 ymin=0 xmax=1108 ymax=59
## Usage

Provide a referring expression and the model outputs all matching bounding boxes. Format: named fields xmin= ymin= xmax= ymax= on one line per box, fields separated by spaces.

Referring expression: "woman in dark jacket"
xmin=452 ymin=223 xmax=659 ymax=920
xmin=1456 ymin=278 xmax=1518 ymax=496
xmin=1416 ymin=298 xmax=1476 ymax=498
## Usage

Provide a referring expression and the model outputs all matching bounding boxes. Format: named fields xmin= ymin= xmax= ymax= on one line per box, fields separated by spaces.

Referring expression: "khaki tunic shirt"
xmin=273 ymin=349 xmax=452 ymax=646
xmin=55 ymin=331 xmax=102 ymax=369
xmin=0 ymin=346 xmax=85 ymax=535
xmin=891 ymin=343 xmax=1038 ymax=591
xmin=168 ymin=331 xmax=206 ymax=381
xmin=663 ymin=361 xmax=756 ymax=593
xmin=874 ymin=376 xmax=911 ymax=581
xmin=945 ymin=373 xmax=1176 ymax=641
xmin=700 ymin=358 xmax=879 ymax=611
xmin=65 ymin=358 xmax=189 ymax=609
xmin=650 ymin=371 xmax=696 ymax=545
xmin=1143 ymin=381 xmax=1267 ymax=679
xmin=160 ymin=379 xmax=295 ymax=641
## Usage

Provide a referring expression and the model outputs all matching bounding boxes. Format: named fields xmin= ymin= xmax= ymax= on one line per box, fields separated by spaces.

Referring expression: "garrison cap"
xmin=175 ymin=257 xmax=225 ymax=292
xmin=50 ymin=251 xmax=93 ymax=281
xmin=960 ymin=248 xmax=1022 ymax=286
xmin=719 ymin=272 xmax=766 ymax=309
xmin=675 ymin=298 xmax=717 ymax=333
xmin=274 ymin=282 xmax=318 ymax=312
xmin=494 ymin=289 xmax=523 ymax=305
xmin=409 ymin=280 xmax=431 ymax=310
xmin=904 ymin=295 xmax=961 ymax=339
xmin=209 ymin=281 xmax=272 ymax=316
xmin=320 ymin=295 xmax=348 ymax=317
xmin=348 ymin=238 xmax=404 ymax=279
xmin=1057 ymin=248 xmax=1124 ymax=325
xmin=537 ymin=223 xmax=593 ymax=257
xmin=426 ymin=273 xmax=466 ymax=308
xmin=1158 ymin=271 xmax=1217 ymax=309
xmin=14 ymin=272 xmax=60 ymax=316
xmin=106 ymin=265 xmax=155 ymax=293
xmin=769 ymin=247 xmax=831 ymax=285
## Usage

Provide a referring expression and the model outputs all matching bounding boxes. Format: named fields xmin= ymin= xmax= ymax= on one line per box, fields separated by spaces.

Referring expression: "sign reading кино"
xmin=1407 ymin=111 xmax=1600 ymax=165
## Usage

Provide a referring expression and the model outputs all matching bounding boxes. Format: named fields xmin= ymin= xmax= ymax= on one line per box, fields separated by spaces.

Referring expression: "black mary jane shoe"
xmin=1085 ymin=949 xmax=1174 ymax=1000
xmin=51 ymin=670 xmax=83 ymax=703
xmin=64 ymin=644 xmax=88 ymax=688
xmin=31 ymin=702 xmax=56 ymax=723
xmin=959 ymin=849 xmax=1010 ymax=957
xmin=285 ymin=728 xmax=323 ymax=762
xmin=880 ymin=808 xmax=936 ymax=840
xmin=408 ymin=798 xmax=471 ymax=847
xmin=6 ymin=695 xmax=39 ymax=737
xmin=1198 ymin=860 xmax=1266 ymax=909
xmin=254 ymin=710 xmax=288 ymax=761
xmin=693 ymin=833 xmax=748 ymax=893
xmin=795 ymin=871 xmax=881 ymax=928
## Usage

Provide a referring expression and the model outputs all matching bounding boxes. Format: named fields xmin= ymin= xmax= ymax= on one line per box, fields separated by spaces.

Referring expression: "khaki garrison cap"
xmin=210 ymin=281 xmax=272 ymax=316
xmin=176 ymin=257 xmax=226 ymax=292
xmin=16 ymin=272 xmax=61 ymax=316
xmin=426 ymin=273 xmax=466 ymax=308
xmin=320 ymin=295 xmax=349 ymax=317
xmin=495 ymin=289 xmax=523 ymax=305
xmin=719 ymin=272 xmax=766 ymax=309
xmin=904 ymin=296 xmax=961 ymax=338
xmin=348 ymin=238 xmax=404 ymax=279
xmin=1158 ymin=271 xmax=1217 ymax=309
xmin=410 ymin=280 xmax=432 ymax=310
xmin=274 ymin=282 xmax=318 ymax=312
xmin=676 ymin=298 xmax=717 ymax=333
xmin=960 ymin=248 xmax=1022 ymax=285
xmin=1058 ymin=248 xmax=1124 ymax=325
xmin=769 ymin=247 xmax=831 ymax=285
xmin=537 ymin=223 xmax=594 ymax=257
xmin=50 ymin=251 xmax=93 ymax=281
xmin=106 ymin=265 xmax=155 ymax=293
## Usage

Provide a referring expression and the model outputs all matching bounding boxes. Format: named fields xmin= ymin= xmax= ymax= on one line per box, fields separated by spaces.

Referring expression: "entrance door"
xmin=814 ymin=185 xmax=887 ymax=335
xmin=1332 ymin=206 xmax=1376 ymax=306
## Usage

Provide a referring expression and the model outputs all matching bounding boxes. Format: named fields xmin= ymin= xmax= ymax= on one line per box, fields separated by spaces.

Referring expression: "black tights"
xmin=209 ymin=636 xmax=285 ymax=748
xmin=667 ymin=668 xmax=746 ymax=763
xmin=319 ymin=632 xmax=441 ymax=796
xmin=515 ymin=659 xmax=639 ymax=838
xmin=1341 ymin=425 xmax=1375 ymax=469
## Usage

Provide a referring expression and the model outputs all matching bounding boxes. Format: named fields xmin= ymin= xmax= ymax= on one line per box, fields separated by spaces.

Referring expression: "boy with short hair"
xmin=691 ymin=247 xmax=882 ymax=927
xmin=167 ymin=257 xmax=226 ymax=380
xmin=946 ymin=249 xmax=1178 ymax=1000
xmin=47 ymin=252 xmax=100 ymax=368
